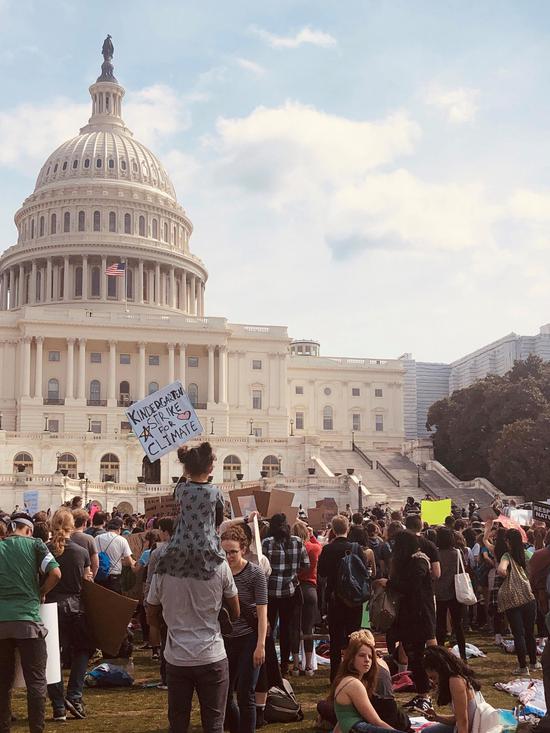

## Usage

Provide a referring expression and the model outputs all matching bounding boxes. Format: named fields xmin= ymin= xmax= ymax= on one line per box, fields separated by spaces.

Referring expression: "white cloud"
xmin=235 ymin=57 xmax=266 ymax=76
xmin=509 ymin=189 xmax=550 ymax=222
xmin=249 ymin=25 xmax=336 ymax=49
xmin=124 ymin=84 xmax=190 ymax=147
xmin=425 ymin=85 xmax=480 ymax=123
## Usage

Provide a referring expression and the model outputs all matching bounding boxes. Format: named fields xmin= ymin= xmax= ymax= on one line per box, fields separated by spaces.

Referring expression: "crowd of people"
xmin=1 ymin=442 xmax=550 ymax=733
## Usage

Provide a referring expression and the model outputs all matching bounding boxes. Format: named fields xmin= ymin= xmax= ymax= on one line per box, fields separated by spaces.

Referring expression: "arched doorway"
xmin=142 ymin=456 xmax=161 ymax=484
xmin=13 ymin=452 xmax=33 ymax=474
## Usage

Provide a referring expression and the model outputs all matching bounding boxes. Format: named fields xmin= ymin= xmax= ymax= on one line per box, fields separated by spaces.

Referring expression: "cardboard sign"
xmin=533 ymin=501 xmax=550 ymax=524
xmin=126 ymin=531 xmax=148 ymax=559
xmin=23 ymin=490 xmax=39 ymax=516
xmin=82 ymin=580 xmax=138 ymax=657
xmin=307 ymin=498 xmax=339 ymax=531
xmin=421 ymin=498 xmax=452 ymax=526
xmin=237 ymin=495 xmax=258 ymax=517
xmin=125 ymin=381 xmax=203 ymax=460
xmin=252 ymin=515 xmax=263 ymax=561
xmin=144 ymin=494 xmax=178 ymax=519
xmin=478 ymin=506 xmax=499 ymax=522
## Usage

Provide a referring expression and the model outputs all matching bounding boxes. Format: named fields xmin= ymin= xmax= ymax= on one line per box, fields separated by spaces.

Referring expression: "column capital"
xmin=138 ymin=341 xmax=147 ymax=349
xmin=66 ymin=337 xmax=76 ymax=345
xmin=207 ymin=344 xmax=215 ymax=354
xmin=178 ymin=343 xmax=186 ymax=351
xmin=21 ymin=336 xmax=32 ymax=344
xmin=218 ymin=345 xmax=227 ymax=354
xmin=108 ymin=340 xmax=117 ymax=348
xmin=78 ymin=338 xmax=87 ymax=346
xmin=167 ymin=343 xmax=176 ymax=351
xmin=35 ymin=336 xmax=44 ymax=344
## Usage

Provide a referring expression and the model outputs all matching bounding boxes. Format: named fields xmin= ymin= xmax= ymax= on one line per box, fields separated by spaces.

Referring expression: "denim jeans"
xmin=47 ymin=650 xmax=89 ymax=714
xmin=505 ymin=600 xmax=537 ymax=668
xmin=350 ymin=722 xmax=400 ymax=733
xmin=415 ymin=724 xmax=453 ymax=733
xmin=0 ymin=636 xmax=47 ymax=733
xmin=224 ymin=633 xmax=261 ymax=733
xmin=166 ymin=658 xmax=229 ymax=733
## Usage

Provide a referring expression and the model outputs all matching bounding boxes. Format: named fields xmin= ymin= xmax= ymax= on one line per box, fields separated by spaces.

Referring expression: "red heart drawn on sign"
xmin=177 ymin=411 xmax=191 ymax=421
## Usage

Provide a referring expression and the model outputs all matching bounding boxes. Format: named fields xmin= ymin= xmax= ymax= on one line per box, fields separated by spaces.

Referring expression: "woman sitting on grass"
xmin=331 ymin=630 xmax=399 ymax=733
xmin=423 ymin=646 xmax=481 ymax=733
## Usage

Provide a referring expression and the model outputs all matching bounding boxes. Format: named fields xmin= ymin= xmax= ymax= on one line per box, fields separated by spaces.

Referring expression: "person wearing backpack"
xmin=318 ymin=515 xmax=374 ymax=682
xmin=423 ymin=646 xmax=487 ymax=733
xmin=95 ymin=517 xmax=135 ymax=594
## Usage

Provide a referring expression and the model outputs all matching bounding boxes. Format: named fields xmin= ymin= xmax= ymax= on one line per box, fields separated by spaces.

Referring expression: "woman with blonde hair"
xmin=331 ymin=630 xmax=399 ymax=733
xmin=45 ymin=508 xmax=93 ymax=721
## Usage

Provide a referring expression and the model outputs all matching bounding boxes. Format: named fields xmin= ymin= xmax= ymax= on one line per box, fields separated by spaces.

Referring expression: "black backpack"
xmin=336 ymin=542 xmax=371 ymax=607
xmin=264 ymin=679 xmax=304 ymax=723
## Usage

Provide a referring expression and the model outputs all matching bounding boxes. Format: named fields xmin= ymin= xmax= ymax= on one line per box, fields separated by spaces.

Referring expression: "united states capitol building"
xmin=0 ymin=42 xmax=540 ymax=513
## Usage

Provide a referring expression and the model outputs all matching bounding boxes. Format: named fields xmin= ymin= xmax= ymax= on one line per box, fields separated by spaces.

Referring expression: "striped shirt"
xmin=227 ymin=561 xmax=268 ymax=637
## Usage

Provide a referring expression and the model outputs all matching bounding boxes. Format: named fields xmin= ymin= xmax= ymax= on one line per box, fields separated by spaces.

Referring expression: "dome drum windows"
xmin=124 ymin=213 xmax=132 ymax=234
xmin=78 ymin=211 xmax=85 ymax=232
xmin=109 ymin=211 xmax=116 ymax=232
xmin=63 ymin=212 xmax=70 ymax=232
xmin=84 ymin=159 xmax=90 ymax=169
xmin=139 ymin=216 xmax=146 ymax=237
xmin=93 ymin=211 xmax=101 ymax=232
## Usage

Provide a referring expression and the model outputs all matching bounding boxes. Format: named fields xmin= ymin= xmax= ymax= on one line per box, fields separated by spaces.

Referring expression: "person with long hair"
xmin=485 ymin=526 xmax=508 ymax=646
xmin=46 ymin=508 xmax=93 ymax=721
xmin=292 ymin=520 xmax=322 ymax=676
xmin=156 ymin=441 xmax=225 ymax=581
xmin=422 ymin=646 xmax=482 ymax=733
xmin=221 ymin=526 xmax=268 ymax=733
xmin=434 ymin=527 xmax=466 ymax=660
xmin=377 ymin=530 xmax=434 ymax=710
xmin=331 ymin=629 xmax=399 ymax=733
xmin=496 ymin=528 xmax=538 ymax=674
xmin=261 ymin=513 xmax=309 ymax=676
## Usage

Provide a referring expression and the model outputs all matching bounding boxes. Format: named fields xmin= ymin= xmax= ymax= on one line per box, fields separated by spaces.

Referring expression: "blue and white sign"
xmin=125 ymin=381 xmax=203 ymax=460
xmin=23 ymin=490 xmax=39 ymax=516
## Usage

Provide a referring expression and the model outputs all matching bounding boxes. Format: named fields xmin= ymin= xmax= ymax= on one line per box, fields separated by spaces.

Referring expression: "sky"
xmin=1 ymin=1 xmax=550 ymax=363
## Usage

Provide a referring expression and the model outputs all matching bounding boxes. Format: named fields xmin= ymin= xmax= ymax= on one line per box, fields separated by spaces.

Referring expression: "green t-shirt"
xmin=0 ymin=535 xmax=59 ymax=623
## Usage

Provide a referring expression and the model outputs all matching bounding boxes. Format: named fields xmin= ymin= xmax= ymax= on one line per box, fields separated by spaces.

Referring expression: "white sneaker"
xmin=530 ymin=662 xmax=542 ymax=671
xmin=512 ymin=667 xmax=530 ymax=676
xmin=305 ymin=667 xmax=314 ymax=677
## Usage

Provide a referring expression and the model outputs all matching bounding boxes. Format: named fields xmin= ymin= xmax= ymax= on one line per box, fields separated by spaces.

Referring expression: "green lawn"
xmin=10 ymin=632 xmax=543 ymax=732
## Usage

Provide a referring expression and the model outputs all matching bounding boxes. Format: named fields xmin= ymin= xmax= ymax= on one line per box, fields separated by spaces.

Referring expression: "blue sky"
xmin=1 ymin=1 xmax=550 ymax=363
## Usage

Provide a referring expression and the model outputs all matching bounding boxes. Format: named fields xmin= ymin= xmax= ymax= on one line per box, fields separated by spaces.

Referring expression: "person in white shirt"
xmin=95 ymin=517 xmax=134 ymax=594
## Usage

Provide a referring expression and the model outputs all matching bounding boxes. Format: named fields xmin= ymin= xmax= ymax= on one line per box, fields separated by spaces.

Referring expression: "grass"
xmin=10 ymin=631 xmax=542 ymax=732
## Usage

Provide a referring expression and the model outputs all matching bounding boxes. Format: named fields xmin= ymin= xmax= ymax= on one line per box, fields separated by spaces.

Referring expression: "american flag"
xmin=105 ymin=262 xmax=126 ymax=277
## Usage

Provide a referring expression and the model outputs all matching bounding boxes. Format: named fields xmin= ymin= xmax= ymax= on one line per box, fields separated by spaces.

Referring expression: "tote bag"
xmin=497 ymin=556 xmax=534 ymax=613
xmin=455 ymin=550 xmax=477 ymax=606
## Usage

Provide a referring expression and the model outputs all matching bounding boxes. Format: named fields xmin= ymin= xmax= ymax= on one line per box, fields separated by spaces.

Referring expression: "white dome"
xmin=34 ymin=129 xmax=177 ymax=200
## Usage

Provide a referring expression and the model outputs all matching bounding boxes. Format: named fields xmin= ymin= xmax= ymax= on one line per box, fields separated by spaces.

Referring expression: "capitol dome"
xmin=0 ymin=39 xmax=207 ymax=317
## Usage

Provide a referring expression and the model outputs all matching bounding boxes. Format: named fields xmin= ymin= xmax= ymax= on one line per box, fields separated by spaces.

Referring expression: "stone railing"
xmin=426 ymin=461 xmax=502 ymax=498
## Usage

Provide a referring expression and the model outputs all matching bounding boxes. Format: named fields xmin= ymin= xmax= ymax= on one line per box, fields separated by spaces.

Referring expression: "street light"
xmin=249 ymin=419 xmax=254 ymax=436
xmin=44 ymin=416 xmax=49 ymax=432
xmin=55 ymin=451 xmax=60 ymax=472
xmin=351 ymin=430 xmax=355 ymax=449
xmin=87 ymin=417 xmax=92 ymax=432
xmin=210 ymin=417 xmax=214 ymax=435
xmin=277 ymin=454 xmax=283 ymax=475
xmin=290 ymin=419 xmax=294 ymax=436
xmin=357 ymin=473 xmax=363 ymax=513
xmin=417 ymin=465 xmax=421 ymax=488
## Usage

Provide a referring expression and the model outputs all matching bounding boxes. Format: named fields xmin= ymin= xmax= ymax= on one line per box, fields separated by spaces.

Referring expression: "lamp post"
xmin=87 ymin=417 xmax=92 ymax=432
xmin=55 ymin=451 xmax=60 ymax=472
xmin=210 ymin=417 xmax=214 ymax=435
xmin=351 ymin=430 xmax=355 ymax=449
xmin=290 ymin=419 xmax=294 ymax=436
xmin=44 ymin=416 xmax=49 ymax=432
xmin=357 ymin=473 xmax=363 ymax=513
xmin=417 ymin=465 xmax=421 ymax=488
xmin=277 ymin=454 xmax=283 ymax=475
xmin=249 ymin=419 xmax=253 ymax=436
xmin=0 ymin=411 xmax=3 ymax=429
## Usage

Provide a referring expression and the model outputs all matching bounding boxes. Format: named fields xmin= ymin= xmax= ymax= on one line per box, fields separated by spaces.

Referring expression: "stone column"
xmin=82 ymin=255 xmax=88 ymax=299
xmin=53 ymin=263 xmax=59 ymax=302
xmin=45 ymin=259 xmax=52 ymax=302
xmin=1 ymin=272 xmax=7 ymax=310
xmin=63 ymin=256 xmax=70 ymax=301
xmin=148 ymin=269 xmax=154 ymax=304
xmin=34 ymin=336 xmax=43 ymax=399
xmin=18 ymin=264 xmax=24 ymax=306
xmin=170 ymin=267 xmax=176 ymax=308
xmin=66 ymin=337 xmax=75 ymax=400
xmin=155 ymin=264 xmax=161 ymax=306
xmin=178 ymin=344 xmax=186 ymax=385
xmin=77 ymin=338 xmax=86 ymax=400
xmin=208 ymin=345 xmax=215 ymax=403
xmin=279 ymin=353 xmax=287 ymax=409
xmin=138 ymin=342 xmax=146 ymax=399
xmin=219 ymin=346 xmax=227 ymax=404
xmin=108 ymin=340 xmax=116 ymax=401
xmin=199 ymin=282 xmax=205 ymax=317
xmin=168 ymin=343 xmax=175 ymax=383
xmin=138 ymin=260 xmax=144 ymax=304
xmin=10 ymin=268 xmax=16 ymax=308
xmin=238 ymin=352 xmax=247 ymax=408
xmin=190 ymin=277 xmax=196 ymax=315
xmin=181 ymin=274 xmax=187 ymax=312
xmin=101 ymin=256 xmax=107 ymax=301
xmin=29 ymin=261 xmax=37 ymax=304
xmin=21 ymin=337 xmax=31 ymax=397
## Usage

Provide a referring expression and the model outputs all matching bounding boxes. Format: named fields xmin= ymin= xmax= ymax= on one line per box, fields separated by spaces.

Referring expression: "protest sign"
xmin=125 ymin=380 xmax=203 ymax=461
xmin=229 ymin=487 xmax=261 ymax=517
xmin=82 ymin=580 xmax=138 ymax=657
xmin=478 ymin=506 xmax=499 ymax=522
xmin=237 ymin=494 xmax=258 ymax=517
xmin=144 ymin=493 xmax=178 ymax=519
xmin=421 ymin=498 xmax=452 ymax=526
xmin=126 ymin=531 xmax=147 ymax=559
xmin=307 ymin=498 xmax=339 ymax=530
xmin=533 ymin=501 xmax=550 ymax=524
xmin=15 ymin=603 xmax=60 ymax=687
xmin=252 ymin=515 xmax=263 ymax=561
xmin=494 ymin=514 xmax=528 ymax=541
xmin=23 ymin=490 xmax=39 ymax=516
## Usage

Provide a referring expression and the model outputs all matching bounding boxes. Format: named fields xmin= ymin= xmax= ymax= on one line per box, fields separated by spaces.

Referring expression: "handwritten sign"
xmin=125 ymin=381 xmax=203 ymax=460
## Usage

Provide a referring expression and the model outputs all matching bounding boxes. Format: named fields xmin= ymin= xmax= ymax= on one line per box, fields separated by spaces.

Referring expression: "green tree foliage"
xmin=426 ymin=354 xmax=550 ymax=498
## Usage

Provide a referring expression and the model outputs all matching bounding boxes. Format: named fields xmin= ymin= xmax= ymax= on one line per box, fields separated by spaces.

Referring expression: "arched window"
xmin=30 ymin=219 xmax=35 ymax=239
xmin=108 ymin=158 xmax=114 ymax=169
xmin=96 ymin=158 xmax=102 ymax=168
xmin=152 ymin=219 xmax=158 ymax=239
xmin=139 ymin=215 xmax=146 ymax=237
xmin=262 ymin=455 xmax=280 ymax=477
xmin=223 ymin=455 xmax=241 ymax=481
xmin=13 ymin=452 xmax=33 ymax=474
xmin=100 ymin=453 xmax=119 ymax=482
xmin=173 ymin=225 xmax=177 ymax=245
xmin=121 ymin=159 xmax=127 ymax=171
xmin=90 ymin=379 xmax=101 ymax=403
xmin=126 ymin=267 xmax=133 ymax=299
xmin=119 ymin=381 xmax=130 ymax=399
xmin=124 ymin=213 xmax=131 ymax=234
xmin=64 ymin=212 xmax=70 ymax=232
xmin=93 ymin=211 xmax=101 ymax=231
xmin=74 ymin=266 xmax=83 ymax=297
xmin=48 ymin=378 xmax=60 ymax=401
xmin=107 ymin=273 xmax=117 ymax=298
xmin=163 ymin=222 xmax=168 ymax=242
xmin=78 ymin=210 xmax=85 ymax=231
xmin=148 ymin=381 xmax=159 ymax=395
xmin=39 ymin=216 xmax=44 ymax=237
xmin=91 ymin=266 xmax=100 ymax=297
xmin=323 ymin=405 xmax=333 ymax=431
xmin=50 ymin=213 xmax=57 ymax=234
xmin=187 ymin=383 xmax=198 ymax=407
xmin=58 ymin=453 xmax=77 ymax=479
xmin=84 ymin=158 xmax=90 ymax=169
xmin=109 ymin=211 xmax=116 ymax=232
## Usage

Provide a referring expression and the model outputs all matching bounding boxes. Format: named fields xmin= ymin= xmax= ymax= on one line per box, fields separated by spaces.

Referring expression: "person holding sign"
xmin=155 ymin=442 xmax=226 ymax=581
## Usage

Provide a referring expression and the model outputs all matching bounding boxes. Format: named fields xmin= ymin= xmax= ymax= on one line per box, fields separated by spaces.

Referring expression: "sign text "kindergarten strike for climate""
xmin=125 ymin=381 xmax=203 ymax=460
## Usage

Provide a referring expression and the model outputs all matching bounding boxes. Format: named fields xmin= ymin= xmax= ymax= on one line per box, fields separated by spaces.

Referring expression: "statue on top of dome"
xmin=97 ymin=34 xmax=118 ymax=83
